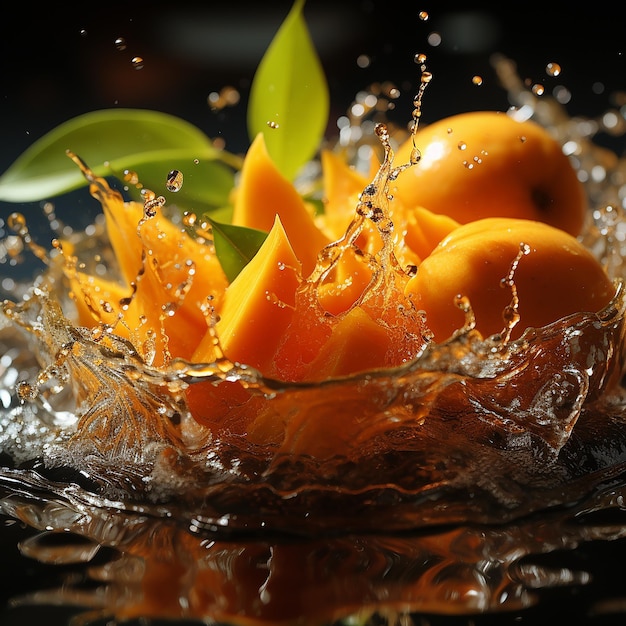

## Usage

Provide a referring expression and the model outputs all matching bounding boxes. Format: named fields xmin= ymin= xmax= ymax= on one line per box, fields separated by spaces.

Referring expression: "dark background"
xmin=1 ymin=2 xmax=626 ymax=625
xmin=1 ymin=1 xmax=625 ymax=178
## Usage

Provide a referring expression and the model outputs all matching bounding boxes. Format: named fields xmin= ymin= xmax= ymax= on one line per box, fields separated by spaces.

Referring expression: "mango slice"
xmin=193 ymin=215 xmax=302 ymax=375
xmin=67 ymin=196 xmax=228 ymax=364
xmin=231 ymin=133 xmax=330 ymax=274
xmin=403 ymin=206 xmax=461 ymax=262
xmin=319 ymin=149 xmax=370 ymax=240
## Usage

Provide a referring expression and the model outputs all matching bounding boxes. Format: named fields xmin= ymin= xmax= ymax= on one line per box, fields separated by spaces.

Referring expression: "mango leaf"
xmin=247 ymin=0 xmax=329 ymax=181
xmin=0 ymin=109 xmax=238 ymax=207
xmin=205 ymin=216 xmax=268 ymax=283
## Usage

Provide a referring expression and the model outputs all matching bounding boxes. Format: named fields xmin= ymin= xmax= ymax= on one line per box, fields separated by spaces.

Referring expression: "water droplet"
xmin=546 ymin=62 xmax=561 ymax=77
xmin=143 ymin=194 xmax=166 ymax=218
xmin=16 ymin=381 xmax=36 ymax=401
xmin=141 ymin=188 xmax=156 ymax=202
xmin=7 ymin=213 xmax=26 ymax=233
xmin=418 ymin=11 xmax=429 ymax=21
xmin=182 ymin=212 xmax=197 ymax=227
xmin=115 ymin=37 xmax=127 ymax=51
xmin=427 ymin=32 xmax=442 ymax=47
xmin=472 ymin=75 xmax=483 ymax=86
xmin=131 ymin=56 xmax=144 ymax=70
xmin=124 ymin=169 xmax=140 ymax=186
xmin=207 ymin=86 xmax=241 ymax=111
xmin=414 ymin=53 xmax=427 ymax=64
xmin=454 ymin=294 xmax=471 ymax=312
xmin=531 ymin=84 xmax=545 ymax=96
xmin=162 ymin=302 xmax=177 ymax=317
xmin=166 ymin=169 xmax=183 ymax=192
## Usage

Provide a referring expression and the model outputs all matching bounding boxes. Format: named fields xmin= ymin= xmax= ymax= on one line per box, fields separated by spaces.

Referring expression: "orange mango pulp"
xmin=191 ymin=215 xmax=302 ymax=374
xmin=66 ymin=189 xmax=228 ymax=366
xmin=231 ymin=133 xmax=331 ymax=275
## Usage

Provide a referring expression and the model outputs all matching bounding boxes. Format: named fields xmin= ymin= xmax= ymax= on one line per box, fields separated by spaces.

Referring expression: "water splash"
xmin=1 ymin=54 xmax=626 ymax=626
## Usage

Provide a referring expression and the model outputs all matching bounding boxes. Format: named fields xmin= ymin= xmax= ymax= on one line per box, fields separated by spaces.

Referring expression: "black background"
xmin=1 ymin=2 xmax=626 ymax=625
xmin=1 ymin=1 xmax=625 ymax=176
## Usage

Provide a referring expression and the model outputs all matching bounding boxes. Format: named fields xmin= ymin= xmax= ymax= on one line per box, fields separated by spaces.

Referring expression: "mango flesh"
xmin=66 ymin=196 xmax=228 ymax=365
xmin=192 ymin=215 xmax=301 ymax=375
xmin=405 ymin=217 xmax=616 ymax=342
xmin=232 ymin=133 xmax=330 ymax=275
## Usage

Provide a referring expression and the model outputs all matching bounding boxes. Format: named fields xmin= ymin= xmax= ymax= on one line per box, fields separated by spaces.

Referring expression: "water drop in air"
xmin=546 ymin=62 xmax=561 ymax=77
xmin=166 ymin=170 xmax=184 ymax=193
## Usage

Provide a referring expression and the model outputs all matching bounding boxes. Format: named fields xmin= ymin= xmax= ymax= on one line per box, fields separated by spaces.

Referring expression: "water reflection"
xmin=2 ymin=468 xmax=626 ymax=626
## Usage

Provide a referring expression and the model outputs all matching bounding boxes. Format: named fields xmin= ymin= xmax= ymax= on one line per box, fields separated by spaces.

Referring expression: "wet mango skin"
xmin=405 ymin=217 xmax=616 ymax=342
xmin=391 ymin=111 xmax=588 ymax=237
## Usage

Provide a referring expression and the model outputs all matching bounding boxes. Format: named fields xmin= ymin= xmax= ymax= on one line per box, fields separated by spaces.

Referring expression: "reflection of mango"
xmin=391 ymin=111 xmax=588 ymax=236
xmin=405 ymin=217 xmax=616 ymax=342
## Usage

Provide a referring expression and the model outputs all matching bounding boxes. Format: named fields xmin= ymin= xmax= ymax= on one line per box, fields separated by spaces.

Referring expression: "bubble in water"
xmin=115 ymin=37 xmax=127 ymax=51
xmin=418 ymin=11 xmax=429 ymax=21
xmin=131 ymin=56 xmax=144 ymax=70
xmin=546 ymin=62 xmax=561 ymax=77
xmin=166 ymin=170 xmax=183 ymax=193
xmin=267 ymin=121 xmax=280 ymax=129
xmin=472 ymin=75 xmax=483 ymax=86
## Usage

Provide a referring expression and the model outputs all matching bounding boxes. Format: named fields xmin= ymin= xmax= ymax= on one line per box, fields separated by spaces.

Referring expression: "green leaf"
xmin=0 ymin=109 xmax=237 ymax=204
xmin=205 ymin=216 xmax=268 ymax=283
xmin=247 ymin=0 xmax=329 ymax=181
xmin=114 ymin=155 xmax=236 ymax=215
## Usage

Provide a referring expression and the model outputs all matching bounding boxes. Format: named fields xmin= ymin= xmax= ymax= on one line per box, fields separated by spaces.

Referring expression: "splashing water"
xmin=1 ymin=54 xmax=626 ymax=625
